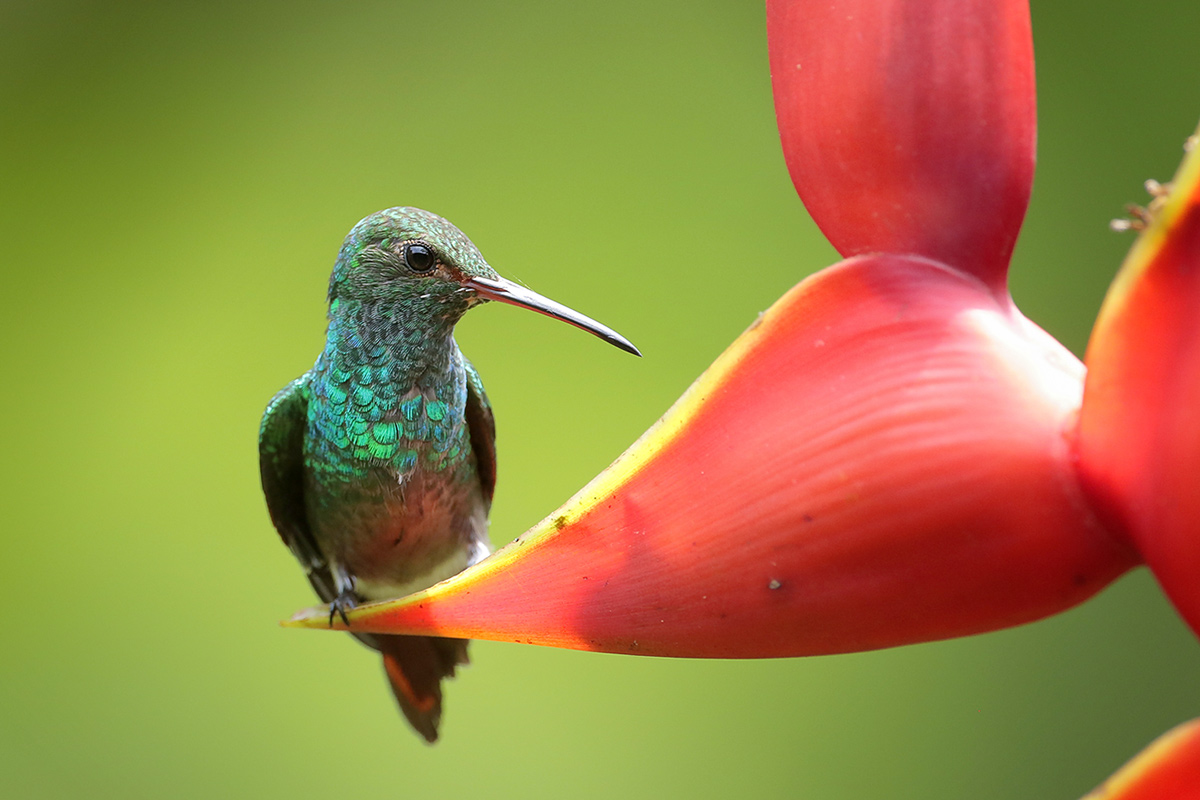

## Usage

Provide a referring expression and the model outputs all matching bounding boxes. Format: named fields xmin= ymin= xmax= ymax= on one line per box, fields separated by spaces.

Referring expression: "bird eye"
xmin=403 ymin=241 xmax=437 ymax=273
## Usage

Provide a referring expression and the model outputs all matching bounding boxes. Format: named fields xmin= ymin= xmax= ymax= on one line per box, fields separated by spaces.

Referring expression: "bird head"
xmin=328 ymin=207 xmax=640 ymax=356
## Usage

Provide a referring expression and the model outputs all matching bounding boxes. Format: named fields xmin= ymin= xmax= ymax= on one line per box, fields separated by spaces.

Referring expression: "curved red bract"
xmin=1082 ymin=719 xmax=1200 ymax=800
xmin=1077 ymin=128 xmax=1200 ymax=639
xmin=767 ymin=0 xmax=1036 ymax=296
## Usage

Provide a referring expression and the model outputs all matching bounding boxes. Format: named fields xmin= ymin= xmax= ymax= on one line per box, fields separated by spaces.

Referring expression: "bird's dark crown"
xmin=327 ymin=207 xmax=500 ymax=310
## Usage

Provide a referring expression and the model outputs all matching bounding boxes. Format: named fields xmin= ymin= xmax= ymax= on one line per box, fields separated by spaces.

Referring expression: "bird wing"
xmin=462 ymin=357 xmax=496 ymax=510
xmin=258 ymin=376 xmax=336 ymax=602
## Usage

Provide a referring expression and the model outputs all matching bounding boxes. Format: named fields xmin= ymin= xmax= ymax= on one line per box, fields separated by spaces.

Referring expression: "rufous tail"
xmin=377 ymin=634 xmax=469 ymax=743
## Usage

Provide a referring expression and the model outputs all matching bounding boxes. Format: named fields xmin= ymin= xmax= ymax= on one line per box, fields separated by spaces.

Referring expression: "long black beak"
xmin=465 ymin=275 xmax=641 ymax=357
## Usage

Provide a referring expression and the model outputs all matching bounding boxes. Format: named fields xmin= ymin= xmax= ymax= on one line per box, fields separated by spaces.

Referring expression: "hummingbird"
xmin=258 ymin=207 xmax=639 ymax=742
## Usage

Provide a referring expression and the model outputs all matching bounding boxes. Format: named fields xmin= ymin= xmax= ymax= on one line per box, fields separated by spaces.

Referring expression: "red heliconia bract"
xmin=1076 ymin=131 xmax=1200 ymax=639
xmin=287 ymin=0 xmax=1148 ymax=657
xmin=1081 ymin=719 xmax=1200 ymax=800
xmin=766 ymin=0 xmax=1036 ymax=295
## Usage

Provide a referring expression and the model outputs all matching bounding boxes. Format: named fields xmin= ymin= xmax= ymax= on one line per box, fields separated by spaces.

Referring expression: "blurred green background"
xmin=1 ymin=1 xmax=1198 ymax=797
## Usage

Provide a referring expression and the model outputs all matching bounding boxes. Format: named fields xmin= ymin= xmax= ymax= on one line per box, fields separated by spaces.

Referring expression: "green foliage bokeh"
xmin=2 ymin=2 xmax=1199 ymax=797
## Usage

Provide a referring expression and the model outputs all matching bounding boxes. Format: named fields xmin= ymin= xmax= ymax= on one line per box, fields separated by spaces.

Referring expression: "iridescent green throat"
xmin=302 ymin=297 xmax=474 ymax=492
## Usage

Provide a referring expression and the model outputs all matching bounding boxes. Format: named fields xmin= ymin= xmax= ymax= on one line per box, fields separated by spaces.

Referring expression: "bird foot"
xmin=328 ymin=591 xmax=357 ymax=627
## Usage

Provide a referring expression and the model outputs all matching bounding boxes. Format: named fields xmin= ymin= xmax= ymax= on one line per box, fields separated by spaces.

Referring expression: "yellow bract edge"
xmin=1095 ymin=120 xmax=1200 ymax=328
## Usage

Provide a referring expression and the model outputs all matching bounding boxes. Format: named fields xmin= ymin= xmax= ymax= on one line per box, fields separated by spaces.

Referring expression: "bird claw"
xmin=327 ymin=561 xmax=358 ymax=627
xmin=328 ymin=591 xmax=357 ymax=627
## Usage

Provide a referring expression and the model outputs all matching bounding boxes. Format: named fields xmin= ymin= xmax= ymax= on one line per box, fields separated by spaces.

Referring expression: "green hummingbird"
xmin=259 ymin=207 xmax=639 ymax=742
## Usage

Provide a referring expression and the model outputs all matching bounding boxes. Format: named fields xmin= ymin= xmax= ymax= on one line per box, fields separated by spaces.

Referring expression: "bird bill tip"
xmin=466 ymin=275 xmax=642 ymax=357
xmin=610 ymin=335 xmax=643 ymax=357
